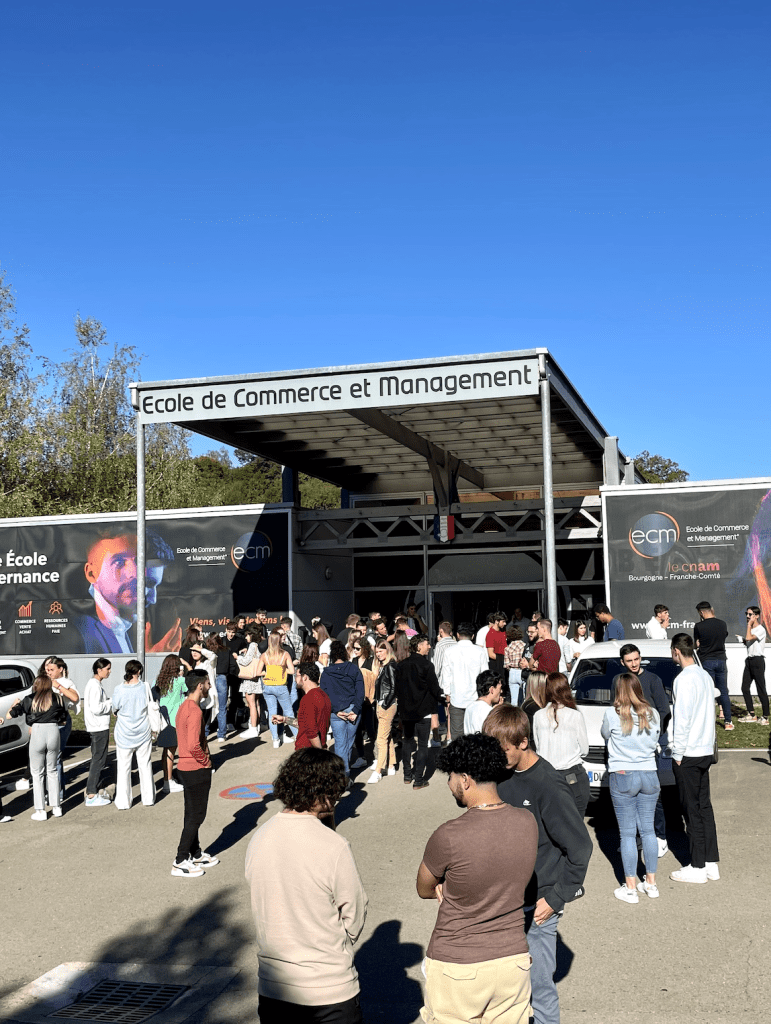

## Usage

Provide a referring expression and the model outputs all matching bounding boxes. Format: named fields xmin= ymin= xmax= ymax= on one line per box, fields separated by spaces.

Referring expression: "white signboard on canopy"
xmin=135 ymin=356 xmax=540 ymax=424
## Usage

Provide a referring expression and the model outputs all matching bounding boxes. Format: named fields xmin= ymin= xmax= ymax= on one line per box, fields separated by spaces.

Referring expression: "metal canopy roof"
xmin=131 ymin=349 xmax=633 ymax=495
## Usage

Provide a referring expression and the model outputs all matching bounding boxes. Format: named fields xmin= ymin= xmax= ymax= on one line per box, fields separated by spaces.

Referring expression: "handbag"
xmin=239 ymin=657 xmax=261 ymax=680
xmin=144 ymin=681 xmax=163 ymax=735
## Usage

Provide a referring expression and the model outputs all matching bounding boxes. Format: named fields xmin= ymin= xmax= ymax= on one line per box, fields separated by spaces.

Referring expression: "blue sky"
xmin=2 ymin=0 xmax=768 ymax=479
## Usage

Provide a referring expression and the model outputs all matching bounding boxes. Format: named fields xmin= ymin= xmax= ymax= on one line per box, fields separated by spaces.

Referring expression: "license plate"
xmin=586 ymin=767 xmax=606 ymax=785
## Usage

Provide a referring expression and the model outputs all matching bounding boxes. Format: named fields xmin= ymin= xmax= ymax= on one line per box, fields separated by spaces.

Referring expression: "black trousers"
xmin=176 ymin=767 xmax=212 ymax=863
xmin=674 ymin=756 xmax=719 ymax=869
xmin=741 ymin=656 xmax=769 ymax=717
xmin=401 ymin=718 xmax=431 ymax=785
xmin=258 ymin=994 xmax=362 ymax=1023
xmin=86 ymin=730 xmax=110 ymax=795
xmin=556 ymin=764 xmax=591 ymax=818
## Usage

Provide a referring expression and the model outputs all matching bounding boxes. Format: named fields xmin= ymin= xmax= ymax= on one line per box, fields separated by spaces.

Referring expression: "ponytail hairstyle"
xmin=124 ymin=659 xmax=143 ymax=682
xmin=614 ymin=673 xmax=654 ymax=736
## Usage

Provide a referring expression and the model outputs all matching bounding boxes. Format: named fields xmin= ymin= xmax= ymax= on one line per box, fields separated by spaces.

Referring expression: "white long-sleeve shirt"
xmin=441 ymin=639 xmax=490 ymax=709
xmin=83 ymin=676 xmax=112 ymax=732
xmin=672 ymin=663 xmax=716 ymax=760
xmin=532 ymin=705 xmax=589 ymax=770
xmin=645 ymin=616 xmax=668 ymax=640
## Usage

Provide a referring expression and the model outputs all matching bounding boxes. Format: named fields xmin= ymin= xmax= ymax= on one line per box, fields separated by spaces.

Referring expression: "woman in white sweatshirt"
xmin=83 ymin=658 xmax=113 ymax=807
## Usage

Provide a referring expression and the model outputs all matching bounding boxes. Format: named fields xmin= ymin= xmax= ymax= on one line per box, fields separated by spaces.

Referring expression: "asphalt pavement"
xmin=0 ymin=735 xmax=769 ymax=1023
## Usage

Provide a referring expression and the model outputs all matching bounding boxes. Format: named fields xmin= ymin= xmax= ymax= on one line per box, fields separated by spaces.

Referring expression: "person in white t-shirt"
xmin=569 ymin=621 xmax=594 ymax=660
xmin=737 ymin=605 xmax=769 ymax=723
xmin=463 ymin=672 xmax=503 ymax=734
xmin=475 ymin=613 xmax=495 ymax=648
xmin=557 ymin=619 xmax=573 ymax=673
xmin=645 ymin=605 xmax=670 ymax=640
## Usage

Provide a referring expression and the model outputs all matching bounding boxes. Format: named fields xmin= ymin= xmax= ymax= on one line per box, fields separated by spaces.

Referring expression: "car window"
xmin=572 ymin=658 xmax=681 ymax=706
xmin=0 ymin=667 xmax=34 ymax=697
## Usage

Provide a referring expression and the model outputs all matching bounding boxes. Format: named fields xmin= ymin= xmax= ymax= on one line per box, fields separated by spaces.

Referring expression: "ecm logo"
xmin=629 ymin=512 xmax=680 ymax=559
xmin=231 ymin=531 xmax=273 ymax=572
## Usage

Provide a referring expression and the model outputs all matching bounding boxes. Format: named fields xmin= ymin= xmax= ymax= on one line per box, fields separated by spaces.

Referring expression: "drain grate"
xmin=50 ymin=980 xmax=188 ymax=1022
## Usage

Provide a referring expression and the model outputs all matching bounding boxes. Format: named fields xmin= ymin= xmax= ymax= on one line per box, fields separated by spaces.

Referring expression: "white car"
xmin=568 ymin=640 xmax=681 ymax=801
xmin=0 ymin=661 xmax=38 ymax=756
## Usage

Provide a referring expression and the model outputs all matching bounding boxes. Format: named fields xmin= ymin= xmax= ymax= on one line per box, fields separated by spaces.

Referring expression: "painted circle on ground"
xmin=220 ymin=783 xmax=274 ymax=800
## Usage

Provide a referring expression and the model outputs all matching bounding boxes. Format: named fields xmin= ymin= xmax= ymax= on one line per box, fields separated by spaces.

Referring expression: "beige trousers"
xmin=375 ymin=702 xmax=398 ymax=773
xmin=420 ymin=951 xmax=531 ymax=1024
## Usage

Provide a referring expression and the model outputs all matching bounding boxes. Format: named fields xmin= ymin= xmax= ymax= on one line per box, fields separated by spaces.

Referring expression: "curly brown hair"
xmin=155 ymin=654 xmax=182 ymax=696
xmin=272 ymin=748 xmax=347 ymax=813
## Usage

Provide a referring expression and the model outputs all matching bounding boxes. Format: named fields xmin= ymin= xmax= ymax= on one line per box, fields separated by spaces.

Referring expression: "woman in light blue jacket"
xmin=601 ymin=673 xmax=660 ymax=904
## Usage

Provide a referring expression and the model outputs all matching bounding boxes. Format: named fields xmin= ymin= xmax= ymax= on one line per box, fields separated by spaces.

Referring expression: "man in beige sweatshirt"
xmin=245 ymin=747 xmax=368 ymax=1023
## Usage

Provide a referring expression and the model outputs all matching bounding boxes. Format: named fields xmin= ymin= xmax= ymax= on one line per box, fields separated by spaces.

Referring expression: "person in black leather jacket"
xmin=367 ymin=641 xmax=399 ymax=784
xmin=394 ymin=635 xmax=443 ymax=790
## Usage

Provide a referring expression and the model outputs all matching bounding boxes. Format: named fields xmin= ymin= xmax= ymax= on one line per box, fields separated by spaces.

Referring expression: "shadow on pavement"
xmin=555 ymin=931 xmax=574 ymax=984
xmin=586 ymin=785 xmax=689 ymax=882
xmin=356 ymin=919 xmax=424 ymax=1024
xmin=208 ymin=795 xmax=275 ymax=857
xmin=336 ymin=780 xmax=369 ymax=825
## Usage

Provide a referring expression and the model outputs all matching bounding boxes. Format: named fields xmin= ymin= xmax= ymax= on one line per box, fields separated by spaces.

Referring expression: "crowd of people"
xmin=0 ymin=600 xmax=740 ymax=1023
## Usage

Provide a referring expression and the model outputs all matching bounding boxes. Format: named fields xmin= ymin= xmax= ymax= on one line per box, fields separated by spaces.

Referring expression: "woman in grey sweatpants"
xmin=7 ymin=674 xmax=67 ymax=820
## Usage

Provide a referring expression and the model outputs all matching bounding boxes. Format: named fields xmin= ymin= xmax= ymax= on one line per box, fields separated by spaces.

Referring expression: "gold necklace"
xmin=471 ymin=801 xmax=505 ymax=809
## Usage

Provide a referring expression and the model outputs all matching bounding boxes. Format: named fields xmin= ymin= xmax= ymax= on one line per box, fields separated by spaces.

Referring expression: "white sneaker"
xmin=657 ymin=838 xmax=669 ymax=858
xmin=705 ymin=862 xmax=720 ymax=881
xmin=670 ymin=864 xmax=708 ymax=884
xmin=0 ymin=815 xmax=12 ymax=823
xmin=387 ymin=766 xmax=397 ymax=776
xmin=163 ymin=779 xmax=184 ymax=794
xmin=171 ymin=858 xmax=204 ymax=878
xmin=31 ymin=810 xmax=48 ymax=821
xmin=367 ymin=771 xmax=381 ymax=784
xmin=636 ymin=881 xmax=660 ymax=899
xmin=85 ymin=794 xmax=111 ymax=807
xmin=273 ymin=739 xmax=281 ymax=749
xmin=191 ymin=852 xmax=220 ymax=868
xmin=245 ymin=726 xmax=259 ymax=736
xmin=369 ymin=760 xmax=378 ymax=770
xmin=15 ymin=779 xmax=30 ymax=791
xmin=614 ymin=885 xmax=639 ymax=904
xmin=52 ymin=806 xmax=63 ymax=817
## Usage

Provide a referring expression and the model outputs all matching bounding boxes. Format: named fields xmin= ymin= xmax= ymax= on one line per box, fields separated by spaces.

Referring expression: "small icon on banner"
xmin=49 ymin=601 xmax=63 ymax=615
xmin=18 ymin=601 xmax=32 ymax=617
xmin=433 ymin=515 xmax=455 ymax=543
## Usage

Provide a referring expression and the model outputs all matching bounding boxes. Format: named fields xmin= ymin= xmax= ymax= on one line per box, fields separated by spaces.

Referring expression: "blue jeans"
xmin=524 ymin=908 xmax=560 ymax=1024
xmin=508 ymin=669 xmax=523 ymax=705
xmin=57 ymin=715 xmax=72 ymax=797
xmin=215 ymin=675 xmax=229 ymax=739
xmin=263 ymin=685 xmax=295 ymax=742
xmin=702 ymin=658 xmax=731 ymax=723
xmin=288 ymin=676 xmax=298 ymax=713
xmin=330 ymin=714 xmax=358 ymax=775
xmin=609 ymin=770 xmax=660 ymax=879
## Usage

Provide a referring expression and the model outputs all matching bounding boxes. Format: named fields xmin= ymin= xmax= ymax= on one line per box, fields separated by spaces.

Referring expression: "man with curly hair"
xmin=245 ymin=747 xmax=368 ymax=1024
xmin=416 ymin=733 xmax=538 ymax=1024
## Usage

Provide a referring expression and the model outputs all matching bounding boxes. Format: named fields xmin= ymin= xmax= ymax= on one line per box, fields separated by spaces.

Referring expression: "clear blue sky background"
xmin=2 ymin=1 xmax=768 ymax=479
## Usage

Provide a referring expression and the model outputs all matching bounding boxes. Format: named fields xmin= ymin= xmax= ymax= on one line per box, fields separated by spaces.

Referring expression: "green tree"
xmin=634 ymin=451 xmax=689 ymax=484
xmin=38 ymin=313 xmax=197 ymax=514
xmin=0 ymin=267 xmax=44 ymax=517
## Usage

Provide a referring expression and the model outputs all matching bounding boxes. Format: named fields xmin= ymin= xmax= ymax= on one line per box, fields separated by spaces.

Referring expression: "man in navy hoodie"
xmin=320 ymin=640 xmax=365 ymax=781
